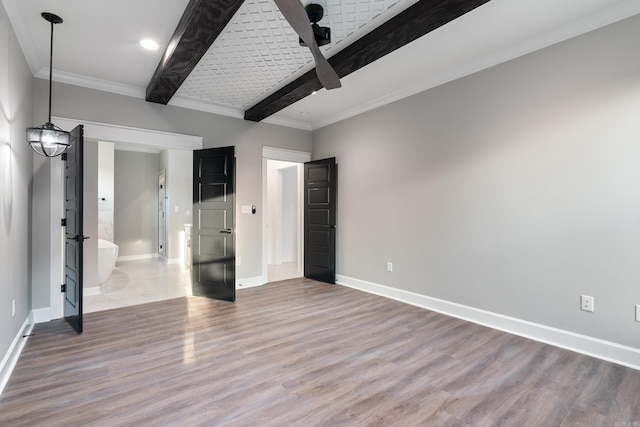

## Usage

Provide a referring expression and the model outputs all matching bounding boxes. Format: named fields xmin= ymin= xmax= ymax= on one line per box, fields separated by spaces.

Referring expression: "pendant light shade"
xmin=26 ymin=12 xmax=70 ymax=158
xmin=26 ymin=122 xmax=70 ymax=157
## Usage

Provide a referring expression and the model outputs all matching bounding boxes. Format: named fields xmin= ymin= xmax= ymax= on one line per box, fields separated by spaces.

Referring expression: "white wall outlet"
xmin=12 ymin=299 xmax=16 ymax=317
xmin=635 ymin=304 xmax=640 ymax=322
xmin=386 ymin=262 xmax=393 ymax=272
xmin=580 ymin=295 xmax=594 ymax=312
xmin=237 ymin=257 xmax=241 ymax=266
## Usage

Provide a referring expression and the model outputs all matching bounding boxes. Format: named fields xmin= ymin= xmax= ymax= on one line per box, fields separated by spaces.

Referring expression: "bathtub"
xmin=98 ymin=239 xmax=119 ymax=284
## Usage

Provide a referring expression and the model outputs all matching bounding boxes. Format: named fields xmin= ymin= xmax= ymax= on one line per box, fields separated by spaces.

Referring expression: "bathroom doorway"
xmin=85 ymin=142 xmax=194 ymax=313
xmin=46 ymin=117 xmax=202 ymax=320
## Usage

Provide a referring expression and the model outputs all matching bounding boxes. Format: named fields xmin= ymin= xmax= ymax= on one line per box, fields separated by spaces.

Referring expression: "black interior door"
xmin=192 ymin=147 xmax=236 ymax=301
xmin=304 ymin=157 xmax=337 ymax=284
xmin=63 ymin=125 xmax=85 ymax=333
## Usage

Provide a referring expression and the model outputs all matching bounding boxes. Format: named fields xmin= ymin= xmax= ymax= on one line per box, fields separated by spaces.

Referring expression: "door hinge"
xmin=61 ymin=218 xmax=67 ymax=227
xmin=61 ymin=153 xmax=67 ymax=161
xmin=61 ymin=284 xmax=66 ymax=293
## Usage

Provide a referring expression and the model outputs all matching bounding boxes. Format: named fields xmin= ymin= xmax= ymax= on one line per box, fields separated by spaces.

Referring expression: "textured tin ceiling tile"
xmin=176 ymin=0 xmax=403 ymax=109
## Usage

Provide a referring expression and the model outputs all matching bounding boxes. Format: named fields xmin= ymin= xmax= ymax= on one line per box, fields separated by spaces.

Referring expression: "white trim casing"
xmin=52 ymin=117 xmax=203 ymax=151
xmin=337 ymin=275 xmax=640 ymax=371
xmin=262 ymin=147 xmax=312 ymax=163
xmin=0 ymin=317 xmax=34 ymax=397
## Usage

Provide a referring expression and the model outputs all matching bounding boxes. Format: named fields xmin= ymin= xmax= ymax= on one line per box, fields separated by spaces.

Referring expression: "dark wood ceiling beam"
xmin=244 ymin=0 xmax=491 ymax=122
xmin=146 ymin=0 xmax=244 ymax=104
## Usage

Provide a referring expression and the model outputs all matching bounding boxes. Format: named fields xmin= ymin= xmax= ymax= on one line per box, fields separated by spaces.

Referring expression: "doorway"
xmin=262 ymin=147 xmax=311 ymax=283
xmin=84 ymin=145 xmax=194 ymax=313
xmin=46 ymin=117 xmax=202 ymax=321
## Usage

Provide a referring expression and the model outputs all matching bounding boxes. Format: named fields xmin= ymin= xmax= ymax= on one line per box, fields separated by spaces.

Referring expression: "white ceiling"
xmin=4 ymin=0 xmax=640 ymax=131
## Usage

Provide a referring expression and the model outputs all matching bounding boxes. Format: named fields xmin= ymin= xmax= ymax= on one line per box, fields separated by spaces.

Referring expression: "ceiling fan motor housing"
xmin=305 ymin=4 xmax=324 ymax=23
xmin=300 ymin=4 xmax=331 ymax=47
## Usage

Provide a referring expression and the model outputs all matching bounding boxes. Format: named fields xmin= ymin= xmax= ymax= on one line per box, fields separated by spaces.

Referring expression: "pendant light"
xmin=26 ymin=12 xmax=70 ymax=158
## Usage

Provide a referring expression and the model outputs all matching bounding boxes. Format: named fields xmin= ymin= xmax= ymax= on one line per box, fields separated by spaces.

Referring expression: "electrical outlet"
xmin=237 ymin=257 xmax=241 ymax=266
xmin=386 ymin=262 xmax=393 ymax=272
xmin=581 ymin=295 xmax=594 ymax=312
xmin=12 ymin=299 xmax=15 ymax=317
xmin=635 ymin=304 xmax=640 ymax=322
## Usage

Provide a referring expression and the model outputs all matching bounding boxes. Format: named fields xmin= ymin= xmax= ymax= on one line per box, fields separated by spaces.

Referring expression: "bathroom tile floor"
xmin=84 ymin=259 xmax=192 ymax=313
xmin=85 ymin=259 xmax=303 ymax=313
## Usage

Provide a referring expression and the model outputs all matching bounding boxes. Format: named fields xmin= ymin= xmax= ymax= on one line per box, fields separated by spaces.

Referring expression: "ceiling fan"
xmin=273 ymin=0 xmax=342 ymax=90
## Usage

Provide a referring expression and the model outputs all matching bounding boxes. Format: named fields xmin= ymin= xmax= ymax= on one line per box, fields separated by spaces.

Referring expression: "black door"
xmin=304 ymin=158 xmax=337 ymax=284
xmin=192 ymin=147 xmax=236 ymax=301
xmin=63 ymin=125 xmax=85 ymax=333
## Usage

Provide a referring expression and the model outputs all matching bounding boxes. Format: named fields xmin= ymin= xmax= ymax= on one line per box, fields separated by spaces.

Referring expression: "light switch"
xmin=241 ymin=205 xmax=252 ymax=214
xmin=174 ymin=206 xmax=179 ymax=213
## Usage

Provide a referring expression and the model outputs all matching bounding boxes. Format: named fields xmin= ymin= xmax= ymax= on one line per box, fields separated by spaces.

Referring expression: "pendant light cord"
xmin=48 ymin=19 xmax=54 ymax=124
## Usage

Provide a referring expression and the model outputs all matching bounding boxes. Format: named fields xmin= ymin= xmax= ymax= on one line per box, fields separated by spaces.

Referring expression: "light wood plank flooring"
xmin=1 ymin=278 xmax=639 ymax=426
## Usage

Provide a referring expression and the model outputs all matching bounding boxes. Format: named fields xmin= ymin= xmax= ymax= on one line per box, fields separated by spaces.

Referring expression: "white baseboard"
xmin=165 ymin=258 xmax=182 ymax=265
xmin=337 ymin=275 xmax=640 ymax=371
xmin=31 ymin=307 xmax=52 ymax=324
xmin=236 ymin=275 xmax=266 ymax=289
xmin=0 ymin=316 xmax=34 ymax=397
xmin=117 ymin=253 xmax=159 ymax=262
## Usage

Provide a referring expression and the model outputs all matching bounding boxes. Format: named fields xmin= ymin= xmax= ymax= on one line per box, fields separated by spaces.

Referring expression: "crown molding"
xmin=37 ymin=69 xmax=146 ymax=99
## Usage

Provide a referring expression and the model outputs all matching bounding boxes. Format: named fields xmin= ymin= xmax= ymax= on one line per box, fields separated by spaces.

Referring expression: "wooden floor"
xmin=1 ymin=279 xmax=639 ymax=426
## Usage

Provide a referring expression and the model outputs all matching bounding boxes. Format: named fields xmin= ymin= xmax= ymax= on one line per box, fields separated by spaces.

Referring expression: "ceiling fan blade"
xmin=274 ymin=0 xmax=341 ymax=90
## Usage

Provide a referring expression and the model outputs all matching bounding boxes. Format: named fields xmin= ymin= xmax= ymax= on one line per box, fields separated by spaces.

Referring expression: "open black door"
xmin=304 ymin=158 xmax=337 ymax=284
xmin=192 ymin=147 xmax=236 ymax=301
xmin=63 ymin=125 xmax=85 ymax=333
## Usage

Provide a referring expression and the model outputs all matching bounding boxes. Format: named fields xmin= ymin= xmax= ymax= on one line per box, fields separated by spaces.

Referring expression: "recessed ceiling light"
xmin=300 ymin=111 xmax=310 ymax=117
xmin=140 ymin=39 xmax=159 ymax=51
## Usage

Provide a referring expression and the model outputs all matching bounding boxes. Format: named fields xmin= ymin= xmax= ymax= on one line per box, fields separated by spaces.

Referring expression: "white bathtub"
xmin=98 ymin=239 xmax=119 ymax=284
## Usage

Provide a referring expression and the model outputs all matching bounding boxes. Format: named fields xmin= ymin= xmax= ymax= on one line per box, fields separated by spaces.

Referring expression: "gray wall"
xmin=32 ymin=79 xmax=312 ymax=288
xmin=312 ymin=15 xmax=640 ymax=349
xmin=114 ymin=150 xmax=159 ymax=257
xmin=0 ymin=3 xmax=34 ymax=361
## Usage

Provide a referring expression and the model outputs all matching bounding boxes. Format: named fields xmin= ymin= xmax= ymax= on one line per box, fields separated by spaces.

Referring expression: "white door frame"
xmin=261 ymin=147 xmax=311 ymax=284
